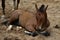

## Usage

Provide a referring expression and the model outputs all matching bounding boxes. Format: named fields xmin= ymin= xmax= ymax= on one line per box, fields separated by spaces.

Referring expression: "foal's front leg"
xmin=24 ymin=30 xmax=38 ymax=37
xmin=24 ymin=25 xmax=38 ymax=37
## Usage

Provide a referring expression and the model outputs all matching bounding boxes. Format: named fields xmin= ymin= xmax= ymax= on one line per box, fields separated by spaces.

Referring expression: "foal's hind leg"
xmin=6 ymin=13 xmax=19 ymax=31
xmin=1 ymin=0 xmax=5 ymax=15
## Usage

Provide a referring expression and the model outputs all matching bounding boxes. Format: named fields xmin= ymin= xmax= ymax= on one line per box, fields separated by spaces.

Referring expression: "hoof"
xmin=31 ymin=32 xmax=38 ymax=37
xmin=24 ymin=31 xmax=38 ymax=37
xmin=41 ymin=31 xmax=50 ymax=37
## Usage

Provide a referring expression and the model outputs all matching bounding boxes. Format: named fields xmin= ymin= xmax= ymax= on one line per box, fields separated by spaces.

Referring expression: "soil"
xmin=0 ymin=0 xmax=60 ymax=40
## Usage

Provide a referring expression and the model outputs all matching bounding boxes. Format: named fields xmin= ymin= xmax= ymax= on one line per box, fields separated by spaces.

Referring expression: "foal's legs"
xmin=1 ymin=0 xmax=5 ymax=15
xmin=24 ymin=25 xmax=38 ymax=37
xmin=6 ymin=13 xmax=19 ymax=31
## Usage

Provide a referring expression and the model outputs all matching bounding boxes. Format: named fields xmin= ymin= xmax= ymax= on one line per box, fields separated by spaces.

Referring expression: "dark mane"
xmin=38 ymin=4 xmax=45 ymax=12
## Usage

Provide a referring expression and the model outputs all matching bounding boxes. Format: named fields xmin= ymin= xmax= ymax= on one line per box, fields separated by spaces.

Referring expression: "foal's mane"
xmin=38 ymin=4 xmax=45 ymax=12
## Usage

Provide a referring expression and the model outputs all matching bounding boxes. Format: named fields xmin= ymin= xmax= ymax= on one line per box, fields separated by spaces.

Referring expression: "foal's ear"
xmin=45 ymin=5 xmax=48 ymax=11
xmin=38 ymin=4 xmax=45 ymax=12
xmin=35 ymin=3 xmax=38 ymax=11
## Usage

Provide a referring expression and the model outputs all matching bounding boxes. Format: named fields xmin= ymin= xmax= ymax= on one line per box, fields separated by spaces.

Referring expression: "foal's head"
xmin=35 ymin=4 xmax=48 ymax=25
xmin=35 ymin=4 xmax=50 ymax=36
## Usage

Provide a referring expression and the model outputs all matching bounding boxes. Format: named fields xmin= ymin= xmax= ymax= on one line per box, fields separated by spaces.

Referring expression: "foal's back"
xmin=9 ymin=9 xmax=37 ymax=32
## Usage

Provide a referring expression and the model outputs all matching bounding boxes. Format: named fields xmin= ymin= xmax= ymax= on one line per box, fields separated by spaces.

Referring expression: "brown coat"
xmin=8 ymin=4 xmax=50 ymax=33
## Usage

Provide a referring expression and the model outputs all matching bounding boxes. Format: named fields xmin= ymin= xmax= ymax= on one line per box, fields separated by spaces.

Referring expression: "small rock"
xmin=55 ymin=25 xmax=60 ymax=29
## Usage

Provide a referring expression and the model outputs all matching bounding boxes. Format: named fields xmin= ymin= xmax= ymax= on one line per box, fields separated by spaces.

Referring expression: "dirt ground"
xmin=0 ymin=0 xmax=60 ymax=40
